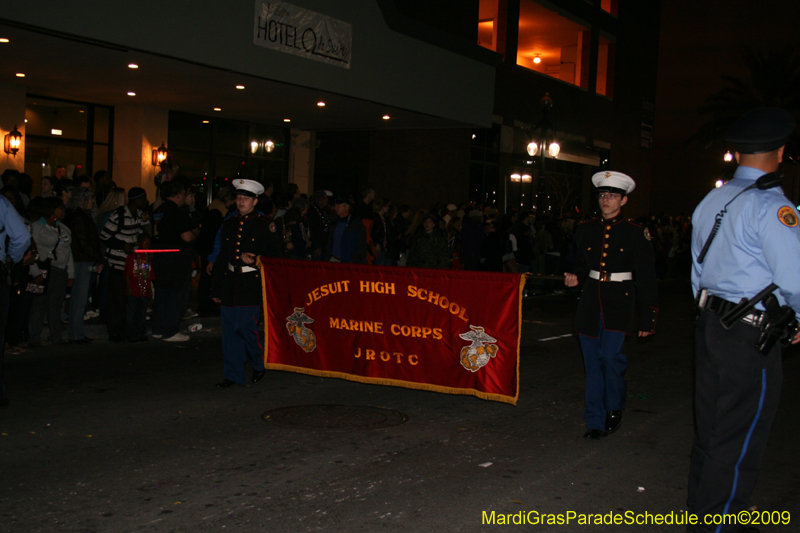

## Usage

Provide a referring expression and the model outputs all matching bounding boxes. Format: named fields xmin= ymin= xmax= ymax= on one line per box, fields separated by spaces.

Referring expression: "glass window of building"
xmin=516 ymin=1 xmax=591 ymax=90
xmin=596 ymin=33 xmax=615 ymax=98
xmin=168 ymin=111 xmax=287 ymax=205
xmin=25 ymin=98 xmax=87 ymax=140
xmin=24 ymin=96 xmax=112 ymax=191
xmin=477 ymin=0 xmax=499 ymax=52
xmin=470 ymin=126 xmax=500 ymax=205
xmin=601 ymin=0 xmax=618 ymax=17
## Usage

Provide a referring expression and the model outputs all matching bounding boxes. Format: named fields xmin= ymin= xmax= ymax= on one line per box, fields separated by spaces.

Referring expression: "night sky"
xmin=651 ymin=0 xmax=800 ymax=216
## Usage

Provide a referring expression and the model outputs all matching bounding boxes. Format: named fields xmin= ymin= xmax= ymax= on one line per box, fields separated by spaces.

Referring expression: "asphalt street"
xmin=1 ymin=279 xmax=798 ymax=532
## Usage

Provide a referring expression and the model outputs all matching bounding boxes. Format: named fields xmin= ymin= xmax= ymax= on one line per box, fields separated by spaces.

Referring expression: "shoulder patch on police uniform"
xmin=778 ymin=206 xmax=798 ymax=227
xmin=269 ymin=222 xmax=277 ymax=233
xmin=643 ymin=227 xmax=652 ymax=241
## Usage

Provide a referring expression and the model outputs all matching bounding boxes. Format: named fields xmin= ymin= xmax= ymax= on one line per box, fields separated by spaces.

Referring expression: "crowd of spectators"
xmin=0 ymin=167 xmax=692 ymax=354
xmin=255 ymin=183 xmax=693 ymax=287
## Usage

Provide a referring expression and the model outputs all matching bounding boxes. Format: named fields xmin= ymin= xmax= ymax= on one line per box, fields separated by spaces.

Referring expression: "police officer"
xmin=212 ymin=179 xmax=281 ymax=388
xmin=0 ymin=194 xmax=32 ymax=407
xmin=688 ymin=107 xmax=800 ymax=532
xmin=565 ymin=171 xmax=658 ymax=439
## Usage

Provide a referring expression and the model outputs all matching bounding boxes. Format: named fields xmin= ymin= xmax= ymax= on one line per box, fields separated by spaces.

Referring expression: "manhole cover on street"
xmin=262 ymin=405 xmax=408 ymax=430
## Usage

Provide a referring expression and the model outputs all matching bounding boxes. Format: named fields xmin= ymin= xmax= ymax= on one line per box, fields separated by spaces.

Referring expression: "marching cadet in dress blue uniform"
xmin=689 ymin=107 xmax=800 ymax=533
xmin=212 ymin=179 xmax=281 ymax=388
xmin=565 ymin=172 xmax=658 ymax=439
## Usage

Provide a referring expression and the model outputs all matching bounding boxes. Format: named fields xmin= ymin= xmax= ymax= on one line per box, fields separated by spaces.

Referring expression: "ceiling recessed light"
xmin=283 ymin=118 xmax=291 ymax=122
xmin=235 ymin=85 xmax=245 ymax=90
xmin=317 ymin=101 xmax=325 ymax=107
xmin=0 ymin=38 xmax=9 ymax=43
xmin=382 ymin=115 xmax=390 ymax=120
xmin=128 ymin=63 xmax=139 ymax=69
xmin=213 ymin=107 xmax=221 ymax=111
xmin=15 ymin=73 xmax=25 ymax=78
xmin=127 ymin=91 xmax=136 ymax=96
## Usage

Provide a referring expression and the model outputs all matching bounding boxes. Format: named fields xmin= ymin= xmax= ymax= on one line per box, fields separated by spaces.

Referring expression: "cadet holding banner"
xmin=689 ymin=107 xmax=800 ymax=533
xmin=212 ymin=179 xmax=281 ymax=388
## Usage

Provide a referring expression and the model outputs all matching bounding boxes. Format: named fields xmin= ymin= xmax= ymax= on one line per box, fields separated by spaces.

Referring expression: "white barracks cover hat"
xmin=591 ymin=171 xmax=636 ymax=195
xmin=234 ymin=179 xmax=265 ymax=197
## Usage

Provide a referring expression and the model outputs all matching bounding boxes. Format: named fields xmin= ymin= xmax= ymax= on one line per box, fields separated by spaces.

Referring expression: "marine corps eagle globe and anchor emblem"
xmin=459 ymin=325 xmax=499 ymax=372
xmin=286 ymin=307 xmax=317 ymax=353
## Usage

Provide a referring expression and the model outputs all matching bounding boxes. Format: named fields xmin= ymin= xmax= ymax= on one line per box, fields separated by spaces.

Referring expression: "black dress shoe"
xmin=605 ymin=410 xmax=623 ymax=434
xmin=215 ymin=379 xmax=237 ymax=388
xmin=583 ymin=429 xmax=607 ymax=439
xmin=251 ymin=369 xmax=267 ymax=383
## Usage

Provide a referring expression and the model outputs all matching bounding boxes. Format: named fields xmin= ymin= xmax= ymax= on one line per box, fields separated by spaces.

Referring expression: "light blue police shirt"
xmin=0 ymin=195 xmax=30 ymax=264
xmin=691 ymin=165 xmax=800 ymax=315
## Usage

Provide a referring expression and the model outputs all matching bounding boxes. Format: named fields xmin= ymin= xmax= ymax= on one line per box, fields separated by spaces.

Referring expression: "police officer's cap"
xmin=724 ymin=107 xmax=796 ymax=154
xmin=591 ymin=171 xmax=635 ymax=195
xmin=233 ymin=179 xmax=264 ymax=198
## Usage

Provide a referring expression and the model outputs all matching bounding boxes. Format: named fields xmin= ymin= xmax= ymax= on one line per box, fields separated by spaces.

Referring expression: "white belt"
xmin=229 ymin=263 xmax=257 ymax=273
xmin=589 ymin=270 xmax=632 ymax=282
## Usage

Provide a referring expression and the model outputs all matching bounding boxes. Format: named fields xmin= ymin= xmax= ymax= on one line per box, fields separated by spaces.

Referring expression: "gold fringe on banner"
xmin=260 ymin=258 xmax=270 ymax=368
xmin=263 ymin=362 xmax=518 ymax=405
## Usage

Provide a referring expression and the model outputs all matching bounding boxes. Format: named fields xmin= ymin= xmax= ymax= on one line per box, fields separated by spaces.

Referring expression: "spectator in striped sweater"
xmin=99 ymin=187 xmax=149 ymax=342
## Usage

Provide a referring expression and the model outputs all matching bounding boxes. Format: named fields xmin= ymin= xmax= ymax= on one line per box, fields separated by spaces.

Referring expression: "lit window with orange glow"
xmin=515 ymin=0 xmax=591 ymax=90
xmin=477 ymin=0 xmax=498 ymax=52
xmin=601 ymin=0 xmax=619 ymax=17
xmin=596 ymin=33 xmax=616 ymax=99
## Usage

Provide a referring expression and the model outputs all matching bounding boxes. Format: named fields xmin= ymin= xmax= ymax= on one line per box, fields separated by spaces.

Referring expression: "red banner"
xmin=259 ymin=258 xmax=523 ymax=404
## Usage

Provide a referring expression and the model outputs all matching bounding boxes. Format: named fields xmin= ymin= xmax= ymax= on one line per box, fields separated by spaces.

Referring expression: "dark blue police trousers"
xmin=687 ymin=309 xmax=782 ymax=533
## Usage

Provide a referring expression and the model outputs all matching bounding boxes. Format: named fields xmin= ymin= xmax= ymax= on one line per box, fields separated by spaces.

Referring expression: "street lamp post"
xmin=526 ymin=94 xmax=560 ymax=215
xmin=720 ymin=150 xmax=736 ymax=186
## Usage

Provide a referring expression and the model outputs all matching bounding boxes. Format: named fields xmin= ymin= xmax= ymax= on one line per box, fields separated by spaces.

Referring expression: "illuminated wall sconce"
xmin=4 ymin=124 xmax=22 ymax=156
xmin=521 ymin=174 xmax=532 ymax=183
xmin=723 ymin=151 xmax=733 ymax=162
xmin=152 ymin=141 xmax=168 ymax=166
xmin=250 ymin=141 xmax=259 ymax=154
xmin=548 ymin=142 xmax=560 ymax=158
xmin=526 ymin=142 xmax=538 ymax=156
xmin=510 ymin=173 xmax=522 ymax=182
xmin=533 ymin=54 xmax=541 ymax=64
xmin=265 ymin=140 xmax=275 ymax=153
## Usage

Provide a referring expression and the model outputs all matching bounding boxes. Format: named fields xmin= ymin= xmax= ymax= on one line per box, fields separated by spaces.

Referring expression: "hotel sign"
xmin=254 ymin=1 xmax=352 ymax=68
